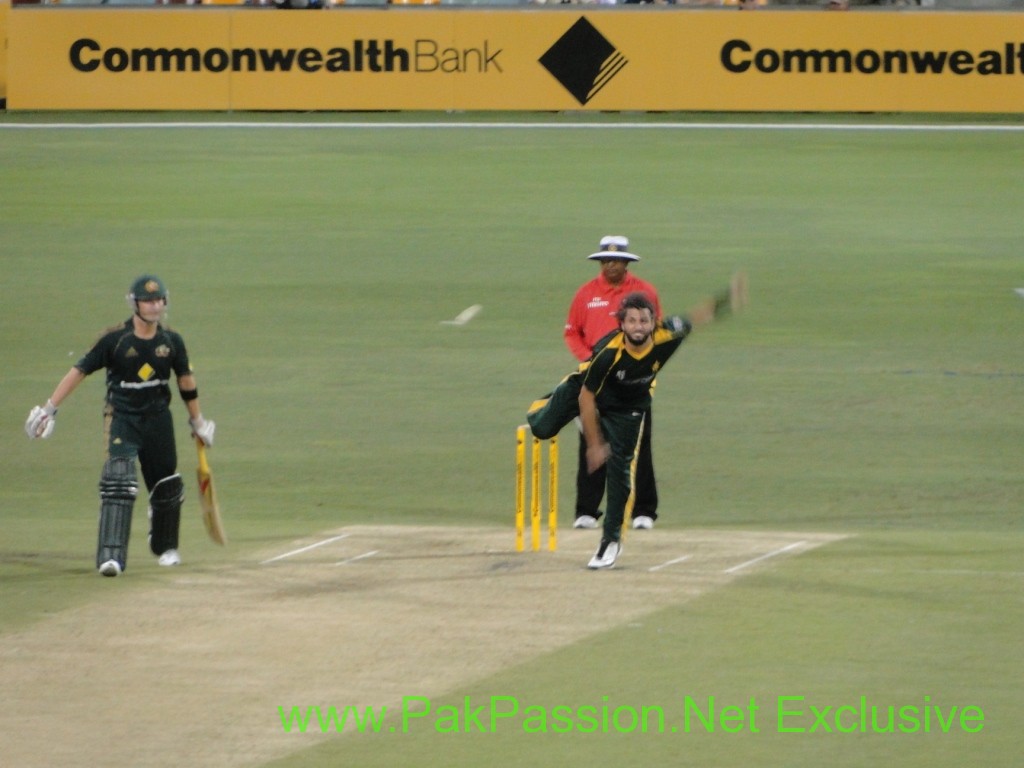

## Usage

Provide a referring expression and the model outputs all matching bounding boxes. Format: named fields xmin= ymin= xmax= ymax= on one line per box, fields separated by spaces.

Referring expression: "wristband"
xmin=663 ymin=316 xmax=692 ymax=336
xmin=180 ymin=388 xmax=199 ymax=402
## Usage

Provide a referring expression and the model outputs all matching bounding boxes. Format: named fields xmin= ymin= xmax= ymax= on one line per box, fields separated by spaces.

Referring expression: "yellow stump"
xmin=531 ymin=435 xmax=541 ymax=552
xmin=548 ymin=435 xmax=558 ymax=551
xmin=515 ymin=425 xmax=526 ymax=553
xmin=515 ymin=425 xmax=558 ymax=553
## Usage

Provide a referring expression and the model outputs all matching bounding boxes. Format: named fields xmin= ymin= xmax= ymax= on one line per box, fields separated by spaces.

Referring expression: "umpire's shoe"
xmin=98 ymin=560 xmax=122 ymax=577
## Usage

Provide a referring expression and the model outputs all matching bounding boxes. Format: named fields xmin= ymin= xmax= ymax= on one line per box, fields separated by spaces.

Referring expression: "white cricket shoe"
xmin=632 ymin=516 xmax=654 ymax=530
xmin=98 ymin=560 xmax=122 ymax=577
xmin=573 ymin=515 xmax=599 ymax=529
xmin=157 ymin=549 xmax=181 ymax=567
xmin=587 ymin=539 xmax=620 ymax=570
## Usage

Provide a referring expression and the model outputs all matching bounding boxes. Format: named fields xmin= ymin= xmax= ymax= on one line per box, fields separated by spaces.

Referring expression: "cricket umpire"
xmin=564 ymin=235 xmax=662 ymax=531
xmin=25 ymin=275 xmax=216 ymax=577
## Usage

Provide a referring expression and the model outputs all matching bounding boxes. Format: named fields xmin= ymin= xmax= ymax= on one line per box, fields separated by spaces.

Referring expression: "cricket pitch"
xmin=0 ymin=525 xmax=843 ymax=768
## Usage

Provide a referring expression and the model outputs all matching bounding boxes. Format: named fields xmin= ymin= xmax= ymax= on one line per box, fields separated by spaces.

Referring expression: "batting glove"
xmin=25 ymin=400 xmax=58 ymax=440
xmin=190 ymin=415 xmax=216 ymax=447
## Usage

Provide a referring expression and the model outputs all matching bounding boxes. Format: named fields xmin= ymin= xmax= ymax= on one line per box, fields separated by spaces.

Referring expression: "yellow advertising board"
xmin=7 ymin=7 xmax=1024 ymax=112
xmin=0 ymin=0 xmax=9 ymax=102
xmin=9 ymin=9 xmax=233 ymax=110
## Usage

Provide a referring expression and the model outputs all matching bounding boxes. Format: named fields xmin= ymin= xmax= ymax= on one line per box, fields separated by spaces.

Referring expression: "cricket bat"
xmin=196 ymin=437 xmax=227 ymax=545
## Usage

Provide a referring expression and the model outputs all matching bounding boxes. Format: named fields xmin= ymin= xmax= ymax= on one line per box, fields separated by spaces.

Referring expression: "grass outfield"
xmin=1 ymin=114 xmax=1022 ymax=767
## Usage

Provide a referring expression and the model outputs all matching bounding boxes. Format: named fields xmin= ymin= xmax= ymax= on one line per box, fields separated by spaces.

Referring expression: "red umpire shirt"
xmin=564 ymin=249 xmax=662 ymax=361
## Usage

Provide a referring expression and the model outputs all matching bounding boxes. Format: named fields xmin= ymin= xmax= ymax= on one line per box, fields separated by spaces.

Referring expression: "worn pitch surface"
xmin=1 ymin=525 xmax=842 ymax=768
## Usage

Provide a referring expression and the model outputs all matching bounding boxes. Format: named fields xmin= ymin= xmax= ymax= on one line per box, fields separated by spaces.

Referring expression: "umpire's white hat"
xmin=588 ymin=235 xmax=640 ymax=262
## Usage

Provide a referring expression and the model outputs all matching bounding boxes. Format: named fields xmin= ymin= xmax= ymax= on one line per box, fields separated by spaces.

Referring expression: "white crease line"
xmin=648 ymin=555 xmax=692 ymax=573
xmin=335 ymin=550 xmax=380 ymax=566
xmin=260 ymin=534 xmax=350 ymax=564
xmin=724 ymin=541 xmax=807 ymax=574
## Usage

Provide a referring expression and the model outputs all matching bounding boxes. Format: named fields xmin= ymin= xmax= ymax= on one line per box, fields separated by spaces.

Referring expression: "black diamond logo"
xmin=539 ymin=17 xmax=628 ymax=106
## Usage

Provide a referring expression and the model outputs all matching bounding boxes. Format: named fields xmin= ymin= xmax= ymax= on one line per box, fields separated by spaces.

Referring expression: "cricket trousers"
xmin=526 ymin=376 xmax=647 ymax=542
xmin=576 ymin=407 xmax=657 ymax=522
xmin=105 ymin=406 xmax=179 ymax=491
xmin=103 ymin=406 xmax=182 ymax=560
xmin=525 ymin=371 xmax=582 ymax=440
xmin=594 ymin=409 xmax=646 ymax=544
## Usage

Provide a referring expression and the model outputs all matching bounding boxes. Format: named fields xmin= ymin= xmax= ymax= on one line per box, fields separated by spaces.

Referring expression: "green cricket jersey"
xmin=75 ymin=319 xmax=192 ymax=415
xmin=581 ymin=318 xmax=692 ymax=413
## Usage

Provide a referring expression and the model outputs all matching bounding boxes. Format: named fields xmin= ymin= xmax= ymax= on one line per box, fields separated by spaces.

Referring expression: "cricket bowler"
xmin=528 ymin=275 xmax=746 ymax=569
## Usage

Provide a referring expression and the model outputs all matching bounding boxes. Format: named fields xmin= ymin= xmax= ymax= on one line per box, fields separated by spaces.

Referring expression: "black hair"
xmin=615 ymin=291 xmax=656 ymax=323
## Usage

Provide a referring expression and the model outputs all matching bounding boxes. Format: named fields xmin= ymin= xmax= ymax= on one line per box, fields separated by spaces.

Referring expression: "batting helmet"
xmin=128 ymin=275 xmax=168 ymax=302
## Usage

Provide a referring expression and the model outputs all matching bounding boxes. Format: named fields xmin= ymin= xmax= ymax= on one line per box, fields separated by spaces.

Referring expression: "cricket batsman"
xmin=24 ymin=275 xmax=216 ymax=577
